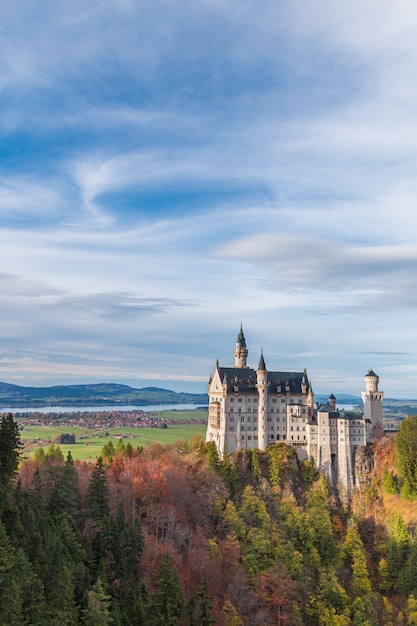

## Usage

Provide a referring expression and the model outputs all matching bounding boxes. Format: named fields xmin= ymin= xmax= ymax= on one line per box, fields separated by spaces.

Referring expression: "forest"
xmin=1 ymin=413 xmax=417 ymax=625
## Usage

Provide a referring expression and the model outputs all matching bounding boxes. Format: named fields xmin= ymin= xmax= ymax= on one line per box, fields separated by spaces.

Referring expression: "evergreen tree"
xmin=151 ymin=553 xmax=184 ymax=625
xmin=185 ymin=594 xmax=198 ymax=626
xmin=101 ymin=441 xmax=115 ymax=462
xmin=197 ymin=577 xmax=214 ymax=626
xmin=206 ymin=441 xmax=220 ymax=471
xmin=115 ymin=438 xmax=126 ymax=455
xmin=87 ymin=456 xmax=110 ymax=526
xmin=83 ymin=577 xmax=114 ymax=626
xmin=0 ymin=413 xmax=22 ymax=513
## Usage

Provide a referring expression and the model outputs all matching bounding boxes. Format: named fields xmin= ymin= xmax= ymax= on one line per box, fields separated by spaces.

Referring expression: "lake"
xmin=1 ymin=403 xmax=207 ymax=414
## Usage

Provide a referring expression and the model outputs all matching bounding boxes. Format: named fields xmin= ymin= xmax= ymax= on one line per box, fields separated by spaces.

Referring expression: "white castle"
xmin=205 ymin=327 xmax=384 ymax=493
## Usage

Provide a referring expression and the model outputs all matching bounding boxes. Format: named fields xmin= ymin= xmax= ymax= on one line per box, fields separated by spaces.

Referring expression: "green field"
xmin=19 ymin=411 xmax=207 ymax=461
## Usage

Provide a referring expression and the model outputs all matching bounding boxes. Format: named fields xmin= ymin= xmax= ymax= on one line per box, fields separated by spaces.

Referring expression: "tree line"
xmin=2 ymin=413 xmax=417 ymax=624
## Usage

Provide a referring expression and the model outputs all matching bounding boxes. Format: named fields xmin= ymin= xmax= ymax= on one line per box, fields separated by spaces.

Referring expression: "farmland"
xmin=17 ymin=408 xmax=207 ymax=460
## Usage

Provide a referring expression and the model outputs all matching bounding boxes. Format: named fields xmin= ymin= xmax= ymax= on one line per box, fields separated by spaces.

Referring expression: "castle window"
xmin=230 ymin=417 xmax=234 ymax=422
xmin=241 ymin=416 xmax=244 ymax=422
xmin=230 ymin=408 xmax=234 ymax=413
xmin=248 ymin=416 xmax=252 ymax=422
xmin=248 ymin=436 xmax=252 ymax=440
xmin=272 ymin=399 xmax=277 ymax=403
xmin=241 ymin=435 xmax=245 ymax=440
xmin=238 ymin=398 xmax=242 ymax=403
xmin=230 ymin=398 xmax=234 ymax=403
xmin=229 ymin=427 xmax=234 ymax=431
xmin=248 ymin=398 xmax=251 ymax=403
xmin=238 ymin=408 xmax=241 ymax=413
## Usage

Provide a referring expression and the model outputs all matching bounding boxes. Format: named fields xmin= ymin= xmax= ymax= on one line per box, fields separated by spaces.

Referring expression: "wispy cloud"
xmin=1 ymin=1 xmax=417 ymax=395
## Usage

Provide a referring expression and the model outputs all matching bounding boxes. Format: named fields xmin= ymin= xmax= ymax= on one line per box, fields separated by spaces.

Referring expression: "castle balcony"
xmin=209 ymin=402 xmax=221 ymax=429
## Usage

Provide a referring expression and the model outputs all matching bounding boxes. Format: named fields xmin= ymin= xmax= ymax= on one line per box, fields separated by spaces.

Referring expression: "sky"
xmin=1 ymin=1 xmax=417 ymax=398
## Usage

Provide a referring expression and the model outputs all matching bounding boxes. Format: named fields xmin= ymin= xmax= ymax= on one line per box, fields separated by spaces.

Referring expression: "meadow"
xmin=18 ymin=409 xmax=207 ymax=461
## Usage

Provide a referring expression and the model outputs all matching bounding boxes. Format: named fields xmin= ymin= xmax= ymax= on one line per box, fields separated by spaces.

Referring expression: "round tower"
xmin=308 ymin=384 xmax=315 ymax=419
xmin=361 ymin=369 xmax=384 ymax=442
xmin=234 ymin=324 xmax=248 ymax=368
xmin=256 ymin=350 xmax=267 ymax=451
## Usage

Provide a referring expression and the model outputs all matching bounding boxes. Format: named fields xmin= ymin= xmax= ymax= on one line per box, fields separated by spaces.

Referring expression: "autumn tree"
xmin=396 ymin=415 xmax=417 ymax=499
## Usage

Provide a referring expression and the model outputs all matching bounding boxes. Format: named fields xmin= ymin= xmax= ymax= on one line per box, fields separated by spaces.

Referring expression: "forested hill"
xmin=3 ymin=414 xmax=417 ymax=624
xmin=0 ymin=381 xmax=208 ymax=408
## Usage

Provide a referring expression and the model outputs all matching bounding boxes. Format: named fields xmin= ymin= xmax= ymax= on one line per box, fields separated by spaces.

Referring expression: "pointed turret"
xmin=256 ymin=349 xmax=268 ymax=451
xmin=308 ymin=383 xmax=315 ymax=418
xmin=234 ymin=324 xmax=248 ymax=368
xmin=257 ymin=349 xmax=266 ymax=372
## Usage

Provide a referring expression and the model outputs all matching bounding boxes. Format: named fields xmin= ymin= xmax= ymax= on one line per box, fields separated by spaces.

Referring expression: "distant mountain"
xmin=0 ymin=382 xmax=208 ymax=408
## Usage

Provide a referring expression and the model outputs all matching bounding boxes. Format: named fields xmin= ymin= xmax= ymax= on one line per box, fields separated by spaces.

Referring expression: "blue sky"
xmin=1 ymin=0 xmax=417 ymax=397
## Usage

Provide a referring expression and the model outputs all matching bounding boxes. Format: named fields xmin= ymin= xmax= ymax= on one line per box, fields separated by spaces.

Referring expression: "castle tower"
xmin=328 ymin=394 xmax=336 ymax=411
xmin=361 ymin=369 xmax=384 ymax=442
xmin=256 ymin=350 xmax=267 ymax=451
xmin=308 ymin=384 xmax=315 ymax=419
xmin=234 ymin=325 xmax=248 ymax=368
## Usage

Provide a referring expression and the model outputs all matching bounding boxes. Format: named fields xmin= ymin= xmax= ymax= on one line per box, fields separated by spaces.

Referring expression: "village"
xmin=14 ymin=408 xmax=206 ymax=431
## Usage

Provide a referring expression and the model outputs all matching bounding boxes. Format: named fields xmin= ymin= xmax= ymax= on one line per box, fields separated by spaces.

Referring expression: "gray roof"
xmin=217 ymin=366 xmax=308 ymax=394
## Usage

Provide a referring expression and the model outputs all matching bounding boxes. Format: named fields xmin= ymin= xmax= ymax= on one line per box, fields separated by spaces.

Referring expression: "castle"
xmin=205 ymin=326 xmax=384 ymax=493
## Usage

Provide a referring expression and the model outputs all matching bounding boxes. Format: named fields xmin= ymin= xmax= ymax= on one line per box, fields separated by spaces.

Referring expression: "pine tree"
xmin=87 ymin=456 xmax=110 ymax=526
xmin=197 ymin=577 xmax=214 ymax=626
xmin=82 ymin=577 xmax=114 ymax=626
xmin=0 ymin=413 xmax=22 ymax=514
xmin=151 ymin=553 xmax=184 ymax=626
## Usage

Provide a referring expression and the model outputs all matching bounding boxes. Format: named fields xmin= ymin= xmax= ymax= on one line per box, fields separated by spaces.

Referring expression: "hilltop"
xmin=0 ymin=381 xmax=208 ymax=408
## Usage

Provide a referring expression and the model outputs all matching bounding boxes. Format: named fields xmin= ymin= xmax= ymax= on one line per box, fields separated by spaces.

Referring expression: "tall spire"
xmin=234 ymin=324 xmax=248 ymax=368
xmin=257 ymin=349 xmax=266 ymax=371
xmin=237 ymin=323 xmax=246 ymax=347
